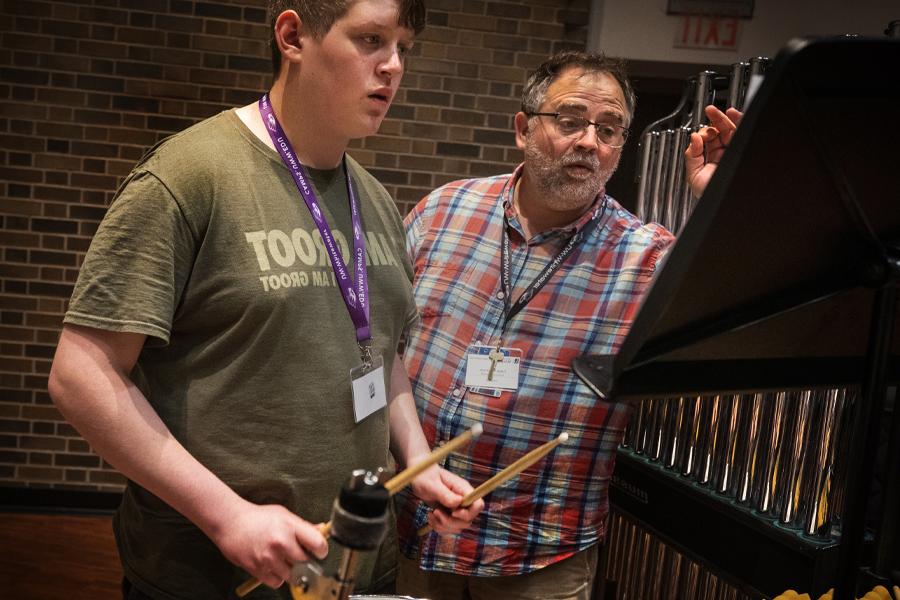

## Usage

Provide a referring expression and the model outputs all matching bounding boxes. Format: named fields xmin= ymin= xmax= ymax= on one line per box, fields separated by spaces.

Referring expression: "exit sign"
xmin=675 ymin=15 xmax=741 ymax=50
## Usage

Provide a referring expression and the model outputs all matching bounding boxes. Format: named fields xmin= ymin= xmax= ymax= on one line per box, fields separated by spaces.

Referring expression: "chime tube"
xmin=728 ymin=62 xmax=749 ymax=110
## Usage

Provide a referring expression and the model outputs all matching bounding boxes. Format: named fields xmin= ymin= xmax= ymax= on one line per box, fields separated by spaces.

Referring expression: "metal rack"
xmin=576 ymin=35 xmax=900 ymax=600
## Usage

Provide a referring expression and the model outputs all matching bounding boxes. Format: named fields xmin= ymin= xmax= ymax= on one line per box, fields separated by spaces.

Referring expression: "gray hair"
xmin=521 ymin=51 xmax=636 ymax=125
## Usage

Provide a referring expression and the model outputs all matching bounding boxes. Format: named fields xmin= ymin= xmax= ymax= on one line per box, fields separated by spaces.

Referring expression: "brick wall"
xmin=0 ymin=0 xmax=590 ymax=493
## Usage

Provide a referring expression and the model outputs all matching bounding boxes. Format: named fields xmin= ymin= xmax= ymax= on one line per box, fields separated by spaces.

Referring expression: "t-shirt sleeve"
xmin=64 ymin=169 xmax=197 ymax=346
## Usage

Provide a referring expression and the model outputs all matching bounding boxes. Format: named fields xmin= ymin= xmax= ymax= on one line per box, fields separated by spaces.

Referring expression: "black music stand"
xmin=574 ymin=36 xmax=900 ymax=600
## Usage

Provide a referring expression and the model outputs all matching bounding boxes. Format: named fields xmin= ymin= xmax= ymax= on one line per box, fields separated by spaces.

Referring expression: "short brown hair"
xmin=521 ymin=51 xmax=636 ymax=125
xmin=268 ymin=0 xmax=426 ymax=76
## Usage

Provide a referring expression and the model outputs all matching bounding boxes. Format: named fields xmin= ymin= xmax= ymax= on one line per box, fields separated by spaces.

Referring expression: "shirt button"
xmin=452 ymin=388 xmax=462 ymax=397
xmin=496 ymin=291 xmax=505 ymax=300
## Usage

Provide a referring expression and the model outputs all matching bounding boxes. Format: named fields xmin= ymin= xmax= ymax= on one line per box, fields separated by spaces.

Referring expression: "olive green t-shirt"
xmin=64 ymin=110 xmax=417 ymax=599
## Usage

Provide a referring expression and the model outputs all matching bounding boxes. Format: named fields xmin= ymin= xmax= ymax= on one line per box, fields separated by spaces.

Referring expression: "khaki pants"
xmin=396 ymin=544 xmax=598 ymax=600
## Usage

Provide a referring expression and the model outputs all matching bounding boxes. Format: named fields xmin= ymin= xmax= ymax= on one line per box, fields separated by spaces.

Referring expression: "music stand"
xmin=573 ymin=36 xmax=900 ymax=600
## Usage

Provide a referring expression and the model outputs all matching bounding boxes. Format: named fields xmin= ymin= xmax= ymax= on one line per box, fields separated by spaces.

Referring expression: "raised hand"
xmin=684 ymin=105 xmax=743 ymax=198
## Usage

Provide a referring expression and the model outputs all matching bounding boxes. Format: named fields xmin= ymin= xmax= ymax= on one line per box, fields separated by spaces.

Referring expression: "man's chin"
xmin=557 ymin=178 xmax=604 ymax=201
xmin=349 ymin=115 xmax=387 ymax=139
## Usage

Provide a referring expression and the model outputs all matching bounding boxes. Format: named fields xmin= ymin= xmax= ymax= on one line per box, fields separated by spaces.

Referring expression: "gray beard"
xmin=524 ymin=141 xmax=619 ymax=212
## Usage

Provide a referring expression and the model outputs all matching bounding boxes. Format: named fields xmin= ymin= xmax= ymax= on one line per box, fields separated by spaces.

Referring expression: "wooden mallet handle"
xmin=417 ymin=432 xmax=569 ymax=537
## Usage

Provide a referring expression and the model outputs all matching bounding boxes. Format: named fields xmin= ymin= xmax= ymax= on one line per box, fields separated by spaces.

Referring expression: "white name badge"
xmin=350 ymin=355 xmax=387 ymax=423
xmin=465 ymin=345 xmax=521 ymax=391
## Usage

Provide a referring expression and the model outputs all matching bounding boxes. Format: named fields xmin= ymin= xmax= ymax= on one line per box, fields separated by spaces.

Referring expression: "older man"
xmin=395 ymin=50 xmax=737 ymax=600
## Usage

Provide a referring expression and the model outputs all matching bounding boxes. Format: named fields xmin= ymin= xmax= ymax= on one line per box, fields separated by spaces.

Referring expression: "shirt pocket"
xmin=415 ymin=259 xmax=493 ymax=321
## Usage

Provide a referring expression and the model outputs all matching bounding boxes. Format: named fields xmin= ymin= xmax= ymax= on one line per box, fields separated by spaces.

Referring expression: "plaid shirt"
xmin=398 ymin=165 xmax=674 ymax=576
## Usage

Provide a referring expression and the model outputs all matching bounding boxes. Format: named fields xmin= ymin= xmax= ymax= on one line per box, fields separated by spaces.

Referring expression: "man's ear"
xmin=514 ymin=111 xmax=530 ymax=150
xmin=274 ymin=10 xmax=305 ymax=66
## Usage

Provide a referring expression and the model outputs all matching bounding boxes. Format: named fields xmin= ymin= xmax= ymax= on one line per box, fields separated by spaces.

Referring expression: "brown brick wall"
xmin=0 ymin=1 xmax=589 ymax=492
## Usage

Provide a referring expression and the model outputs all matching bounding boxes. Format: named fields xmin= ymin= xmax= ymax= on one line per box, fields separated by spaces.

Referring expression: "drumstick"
xmin=385 ymin=423 xmax=483 ymax=495
xmin=417 ymin=432 xmax=569 ymax=537
xmin=236 ymin=424 xmax=483 ymax=597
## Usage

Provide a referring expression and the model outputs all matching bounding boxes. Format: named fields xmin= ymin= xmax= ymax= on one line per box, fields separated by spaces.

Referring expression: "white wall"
xmin=588 ymin=0 xmax=898 ymax=65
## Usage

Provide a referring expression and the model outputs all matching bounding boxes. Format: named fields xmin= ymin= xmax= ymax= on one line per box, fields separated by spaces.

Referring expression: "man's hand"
xmin=684 ymin=105 xmax=743 ymax=198
xmin=408 ymin=462 xmax=484 ymax=534
xmin=211 ymin=500 xmax=328 ymax=589
xmin=387 ymin=356 xmax=484 ymax=534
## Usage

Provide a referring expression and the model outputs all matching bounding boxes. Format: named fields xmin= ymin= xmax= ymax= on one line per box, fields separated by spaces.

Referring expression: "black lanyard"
xmin=499 ymin=197 xmax=606 ymax=334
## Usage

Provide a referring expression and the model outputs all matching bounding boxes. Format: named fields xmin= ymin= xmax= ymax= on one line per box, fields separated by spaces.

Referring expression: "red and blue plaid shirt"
xmin=397 ymin=165 xmax=674 ymax=576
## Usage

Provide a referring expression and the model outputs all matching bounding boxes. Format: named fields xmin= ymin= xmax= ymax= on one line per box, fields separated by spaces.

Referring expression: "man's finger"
xmin=685 ymin=132 xmax=704 ymax=159
xmin=439 ymin=468 xmax=475 ymax=495
xmin=283 ymin=537 xmax=310 ymax=564
xmin=295 ymin=524 xmax=328 ymax=560
xmin=262 ymin=569 xmax=287 ymax=589
xmin=725 ymin=107 xmax=744 ymax=127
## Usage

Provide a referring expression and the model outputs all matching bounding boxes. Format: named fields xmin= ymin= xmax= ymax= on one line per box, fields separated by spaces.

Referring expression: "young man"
xmin=395 ymin=51 xmax=738 ymax=600
xmin=48 ymin=2 xmax=481 ymax=599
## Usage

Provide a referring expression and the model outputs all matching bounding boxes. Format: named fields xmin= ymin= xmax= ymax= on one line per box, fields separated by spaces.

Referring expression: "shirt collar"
xmin=502 ymin=163 xmax=607 ymax=244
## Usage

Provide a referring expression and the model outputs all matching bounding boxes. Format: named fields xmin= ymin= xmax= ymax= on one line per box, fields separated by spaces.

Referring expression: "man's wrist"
xmin=193 ymin=490 xmax=250 ymax=542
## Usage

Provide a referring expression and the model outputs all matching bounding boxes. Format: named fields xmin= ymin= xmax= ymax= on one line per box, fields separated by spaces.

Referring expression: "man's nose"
xmin=573 ymin=125 xmax=600 ymax=152
xmin=379 ymin=48 xmax=404 ymax=78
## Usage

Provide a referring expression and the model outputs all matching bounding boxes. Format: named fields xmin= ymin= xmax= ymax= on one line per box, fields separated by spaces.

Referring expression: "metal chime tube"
xmin=753 ymin=391 xmax=787 ymax=515
xmin=799 ymin=389 xmax=840 ymax=537
xmin=622 ymin=516 xmax=639 ymax=598
xmin=742 ymin=57 xmax=771 ymax=108
xmin=780 ymin=390 xmax=813 ymax=526
xmin=773 ymin=391 xmax=803 ymax=521
xmin=694 ymin=394 xmax=719 ymax=485
xmin=630 ymin=399 xmax=647 ymax=453
xmin=829 ymin=388 xmax=856 ymax=532
xmin=638 ymin=399 xmax=655 ymax=456
xmin=624 ymin=521 xmax=641 ymax=599
xmin=713 ymin=394 xmax=741 ymax=494
xmin=666 ymin=127 xmax=688 ymax=233
xmin=665 ymin=550 xmax=682 ymax=600
xmin=635 ymin=531 xmax=652 ymax=599
xmin=655 ymin=129 xmax=675 ymax=229
xmin=677 ymin=124 xmax=696 ymax=224
xmin=648 ymin=537 xmax=665 ymax=599
xmin=728 ymin=62 xmax=749 ymax=110
xmin=691 ymin=71 xmax=716 ymax=130
xmin=734 ymin=392 xmax=765 ymax=504
xmin=648 ymin=130 xmax=669 ymax=225
xmin=680 ymin=395 xmax=703 ymax=477
xmin=642 ymin=132 xmax=661 ymax=225
xmin=683 ymin=561 xmax=701 ymax=599
xmin=603 ymin=513 xmax=616 ymax=587
xmin=647 ymin=398 xmax=666 ymax=461
xmin=662 ymin=397 xmax=683 ymax=469
xmin=604 ymin=516 xmax=618 ymax=594
xmin=635 ymin=131 xmax=655 ymax=221
xmin=622 ymin=400 xmax=638 ymax=449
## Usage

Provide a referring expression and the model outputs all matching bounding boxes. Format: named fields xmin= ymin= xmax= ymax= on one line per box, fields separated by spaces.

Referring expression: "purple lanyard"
xmin=258 ymin=94 xmax=371 ymax=361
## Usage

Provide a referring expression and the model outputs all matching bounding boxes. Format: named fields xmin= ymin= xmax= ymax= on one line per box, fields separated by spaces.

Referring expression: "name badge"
xmin=465 ymin=344 xmax=521 ymax=391
xmin=350 ymin=355 xmax=387 ymax=423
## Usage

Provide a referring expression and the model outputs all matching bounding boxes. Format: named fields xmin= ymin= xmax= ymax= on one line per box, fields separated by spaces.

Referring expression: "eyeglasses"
xmin=526 ymin=112 xmax=630 ymax=148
